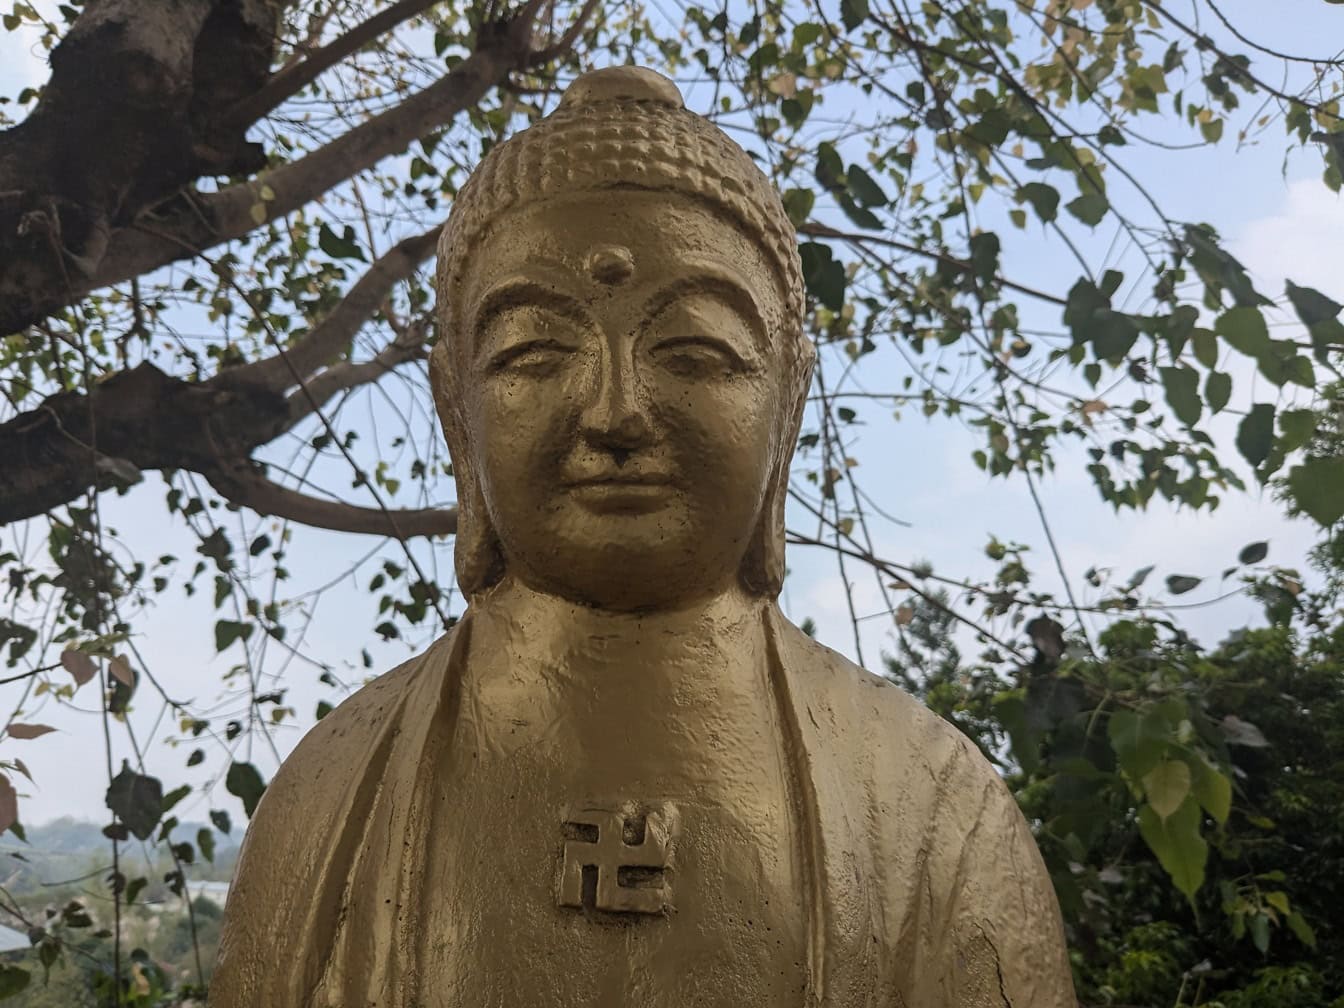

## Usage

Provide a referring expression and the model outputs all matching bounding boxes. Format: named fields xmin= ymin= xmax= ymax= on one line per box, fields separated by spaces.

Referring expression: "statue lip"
xmin=564 ymin=472 xmax=676 ymax=487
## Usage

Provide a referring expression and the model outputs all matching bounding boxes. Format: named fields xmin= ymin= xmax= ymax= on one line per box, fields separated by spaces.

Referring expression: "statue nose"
xmin=580 ymin=360 xmax=652 ymax=459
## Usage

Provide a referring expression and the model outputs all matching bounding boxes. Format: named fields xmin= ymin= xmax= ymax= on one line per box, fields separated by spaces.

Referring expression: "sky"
xmin=1 ymin=1 xmax=1342 ymax=829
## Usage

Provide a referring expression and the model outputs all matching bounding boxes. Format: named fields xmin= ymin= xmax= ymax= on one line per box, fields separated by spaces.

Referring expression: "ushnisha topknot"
xmin=433 ymin=65 xmax=806 ymax=344
xmin=430 ymin=65 xmax=815 ymax=599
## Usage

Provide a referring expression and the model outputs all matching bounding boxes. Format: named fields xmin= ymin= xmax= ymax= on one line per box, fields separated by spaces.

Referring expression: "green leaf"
xmin=1142 ymin=759 xmax=1192 ymax=819
xmin=105 ymin=762 xmax=163 ymax=842
xmin=198 ymin=827 xmax=216 ymax=864
xmin=1237 ymin=403 xmax=1276 ymax=468
xmin=1160 ymin=366 xmax=1201 ymax=426
xmin=1278 ymin=408 xmax=1317 ymax=452
xmin=226 ymin=761 xmax=267 ymax=818
xmin=1215 ymin=306 xmax=1270 ymax=357
xmin=317 ymin=223 xmax=366 ymax=261
xmin=1284 ymin=280 xmax=1342 ymax=325
xmin=840 ymin=0 xmax=869 ymax=31
xmin=968 ymin=232 xmax=1000 ymax=283
xmin=161 ymin=784 xmax=191 ymax=814
xmin=799 ymin=242 xmax=846 ymax=311
xmin=1287 ymin=457 xmax=1344 ymax=525
xmin=214 ymin=619 xmax=254 ymax=653
xmin=846 ymin=165 xmax=888 ymax=207
xmin=781 ymin=187 xmax=815 ymax=226
xmin=1287 ymin=911 xmax=1318 ymax=948
xmin=1167 ymin=574 xmax=1202 ymax=595
xmin=1205 ymin=370 xmax=1232 ymax=413
xmin=1250 ymin=912 xmax=1270 ymax=953
xmin=1108 ymin=708 xmax=1167 ymax=780
xmin=1138 ymin=797 xmax=1207 ymax=903
xmin=0 ymin=966 xmax=29 ymax=998
xmin=1016 ymin=182 xmax=1060 ymax=223
xmin=1189 ymin=757 xmax=1232 ymax=825
xmin=210 ymin=809 xmax=233 ymax=835
xmin=1065 ymin=192 xmax=1107 ymax=226
xmin=838 ymin=193 xmax=882 ymax=229
xmin=1239 ymin=540 xmax=1269 ymax=564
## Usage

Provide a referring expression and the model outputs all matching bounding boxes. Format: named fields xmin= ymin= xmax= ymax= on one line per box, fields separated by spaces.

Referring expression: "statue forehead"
xmin=463 ymin=192 xmax=772 ymax=278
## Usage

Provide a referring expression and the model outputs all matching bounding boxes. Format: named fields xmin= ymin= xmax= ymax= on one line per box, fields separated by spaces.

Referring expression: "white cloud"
xmin=1232 ymin=177 xmax=1344 ymax=302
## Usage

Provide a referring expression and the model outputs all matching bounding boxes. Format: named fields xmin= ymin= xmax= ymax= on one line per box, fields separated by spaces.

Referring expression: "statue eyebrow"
xmin=642 ymin=264 xmax=768 ymax=352
xmin=471 ymin=274 xmax=589 ymax=355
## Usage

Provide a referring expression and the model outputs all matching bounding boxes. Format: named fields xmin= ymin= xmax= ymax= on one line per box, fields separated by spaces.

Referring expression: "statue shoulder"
xmin=772 ymin=614 xmax=983 ymax=776
xmin=236 ymin=628 xmax=457 ymax=860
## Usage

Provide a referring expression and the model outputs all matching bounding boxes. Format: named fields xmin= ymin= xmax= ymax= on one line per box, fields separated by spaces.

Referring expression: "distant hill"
xmin=0 ymin=817 xmax=238 ymax=898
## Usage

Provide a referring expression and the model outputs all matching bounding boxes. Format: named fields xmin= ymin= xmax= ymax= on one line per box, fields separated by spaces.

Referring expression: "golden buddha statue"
xmin=211 ymin=66 xmax=1076 ymax=1007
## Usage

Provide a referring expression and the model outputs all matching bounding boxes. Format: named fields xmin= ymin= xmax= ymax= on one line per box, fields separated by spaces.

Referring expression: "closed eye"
xmin=488 ymin=339 xmax=578 ymax=374
xmin=649 ymin=336 xmax=749 ymax=376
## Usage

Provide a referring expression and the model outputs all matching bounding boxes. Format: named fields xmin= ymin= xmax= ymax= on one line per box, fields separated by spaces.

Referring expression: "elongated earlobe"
xmin=430 ymin=342 xmax=506 ymax=596
xmin=740 ymin=336 xmax=815 ymax=597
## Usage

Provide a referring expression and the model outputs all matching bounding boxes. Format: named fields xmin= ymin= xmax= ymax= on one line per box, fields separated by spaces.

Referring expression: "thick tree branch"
xmin=0 ymin=363 xmax=290 ymax=526
xmin=204 ymin=462 xmax=457 ymax=539
xmin=89 ymin=25 xmax=538 ymax=296
xmin=234 ymin=226 xmax=440 ymax=393
xmin=0 ymin=0 xmax=277 ymax=333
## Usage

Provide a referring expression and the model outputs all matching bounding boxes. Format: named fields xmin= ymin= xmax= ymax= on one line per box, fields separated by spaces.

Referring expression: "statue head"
xmin=431 ymin=66 xmax=814 ymax=611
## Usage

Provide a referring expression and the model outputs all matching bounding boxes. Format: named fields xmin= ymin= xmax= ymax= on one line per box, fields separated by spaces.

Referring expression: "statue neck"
xmin=468 ymin=576 xmax=770 ymax=666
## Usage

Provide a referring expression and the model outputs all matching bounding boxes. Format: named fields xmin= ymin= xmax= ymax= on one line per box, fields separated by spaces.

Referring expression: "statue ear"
xmin=429 ymin=341 xmax=506 ymax=597
xmin=741 ymin=336 xmax=815 ymax=597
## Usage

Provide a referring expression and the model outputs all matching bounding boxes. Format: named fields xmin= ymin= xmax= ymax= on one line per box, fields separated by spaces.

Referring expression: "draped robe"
xmin=211 ymin=592 xmax=1075 ymax=1007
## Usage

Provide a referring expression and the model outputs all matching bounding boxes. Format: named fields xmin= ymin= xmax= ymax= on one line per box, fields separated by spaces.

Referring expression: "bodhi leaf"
xmin=1160 ymin=366 xmax=1201 ymax=426
xmin=1166 ymin=574 xmax=1202 ymax=595
xmin=1142 ymin=759 xmax=1192 ymax=819
xmin=105 ymin=762 xmax=163 ymax=842
xmin=1237 ymin=404 xmax=1276 ymax=469
xmin=1190 ymin=757 xmax=1232 ymax=825
xmin=1138 ymin=796 xmax=1207 ymax=903
xmin=226 ymin=761 xmax=267 ymax=818
xmin=1239 ymin=541 xmax=1269 ymax=564
xmin=1017 ymin=182 xmax=1060 ymax=222
xmin=1065 ymin=192 xmax=1108 ymax=226
xmin=1287 ymin=457 xmax=1344 ymax=526
xmin=846 ymin=165 xmax=888 ymax=207
xmin=1205 ymin=371 xmax=1232 ymax=414
xmin=1108 ymin=708 xmax=1168 ymax=781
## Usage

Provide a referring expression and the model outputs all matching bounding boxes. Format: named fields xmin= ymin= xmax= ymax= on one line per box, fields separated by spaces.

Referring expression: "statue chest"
xmin=411 ymin=666 xmax=814 ymax=1006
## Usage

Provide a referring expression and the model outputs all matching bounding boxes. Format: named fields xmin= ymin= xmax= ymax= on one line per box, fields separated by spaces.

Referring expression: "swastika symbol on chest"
xmin=558 ymin=808 xmax=672 ymax=915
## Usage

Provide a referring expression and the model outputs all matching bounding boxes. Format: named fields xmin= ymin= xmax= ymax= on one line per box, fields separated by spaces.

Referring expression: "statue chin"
xmin=505 ymin=537 xmax=744 ymax=613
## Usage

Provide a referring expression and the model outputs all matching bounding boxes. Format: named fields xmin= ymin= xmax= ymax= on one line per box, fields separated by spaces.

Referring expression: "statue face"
xmin=458 ymin=190 xmax=787 ymax=610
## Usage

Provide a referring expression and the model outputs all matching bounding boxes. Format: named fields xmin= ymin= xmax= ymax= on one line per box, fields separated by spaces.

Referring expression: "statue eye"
xmin=650 ymin=337 xmax=742 ymax=378
xmin=488 ymin=339 xmax=577 ymax=375
xmin=480 ymin=304 xmax=583 ymax=376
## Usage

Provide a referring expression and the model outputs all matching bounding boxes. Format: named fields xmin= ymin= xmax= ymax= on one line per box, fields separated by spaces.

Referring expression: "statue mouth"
xmin=563 ymin=472 xmax=676 ymax=488
xmin=562 ymin=473 xmax=678 ymax=513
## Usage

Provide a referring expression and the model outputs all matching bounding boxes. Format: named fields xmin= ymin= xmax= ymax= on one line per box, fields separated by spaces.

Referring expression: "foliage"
xmin=0 ymin=0 xmax=1342 ymax=1003
xmin=891 ymin=529 xmax=1344 ymax=1004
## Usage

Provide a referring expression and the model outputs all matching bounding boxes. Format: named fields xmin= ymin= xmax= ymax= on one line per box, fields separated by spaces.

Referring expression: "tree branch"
xmin=226 ymin=0 xmax=443 ymax=129
xmin=286 ymin=320 xmax=429 ymax=424
xmin=527 ymin=0 xmax=602 ymax=65
xmin=797 ymin=222 xmax=1068 ymax=308
xmin=204 ymin=462 xmax=457 ymax=539
xmin=233 ymin=226 xmax=440 ymax=393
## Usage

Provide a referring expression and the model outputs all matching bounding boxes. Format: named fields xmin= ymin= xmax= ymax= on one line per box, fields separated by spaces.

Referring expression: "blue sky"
xmin=1 ymin=1 xmax=1341 ymax=826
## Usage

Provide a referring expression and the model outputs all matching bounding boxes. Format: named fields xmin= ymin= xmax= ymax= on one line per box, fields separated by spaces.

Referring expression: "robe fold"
xmin=211 ymin=605 xmax=1075 ymax=1007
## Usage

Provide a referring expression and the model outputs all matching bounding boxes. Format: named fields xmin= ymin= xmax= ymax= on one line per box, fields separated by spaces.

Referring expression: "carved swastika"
xmin=558 ymin=809 xmax=671 ymax=914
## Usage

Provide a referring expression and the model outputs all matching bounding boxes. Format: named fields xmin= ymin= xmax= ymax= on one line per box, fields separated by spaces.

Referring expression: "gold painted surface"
xmin=211 ymin=66 xmax=1078 ymax=1007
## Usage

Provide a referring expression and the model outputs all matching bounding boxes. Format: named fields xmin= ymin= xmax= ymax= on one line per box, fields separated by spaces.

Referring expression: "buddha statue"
xmin=211 ymin=67 xmax=1076 ymax=1007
